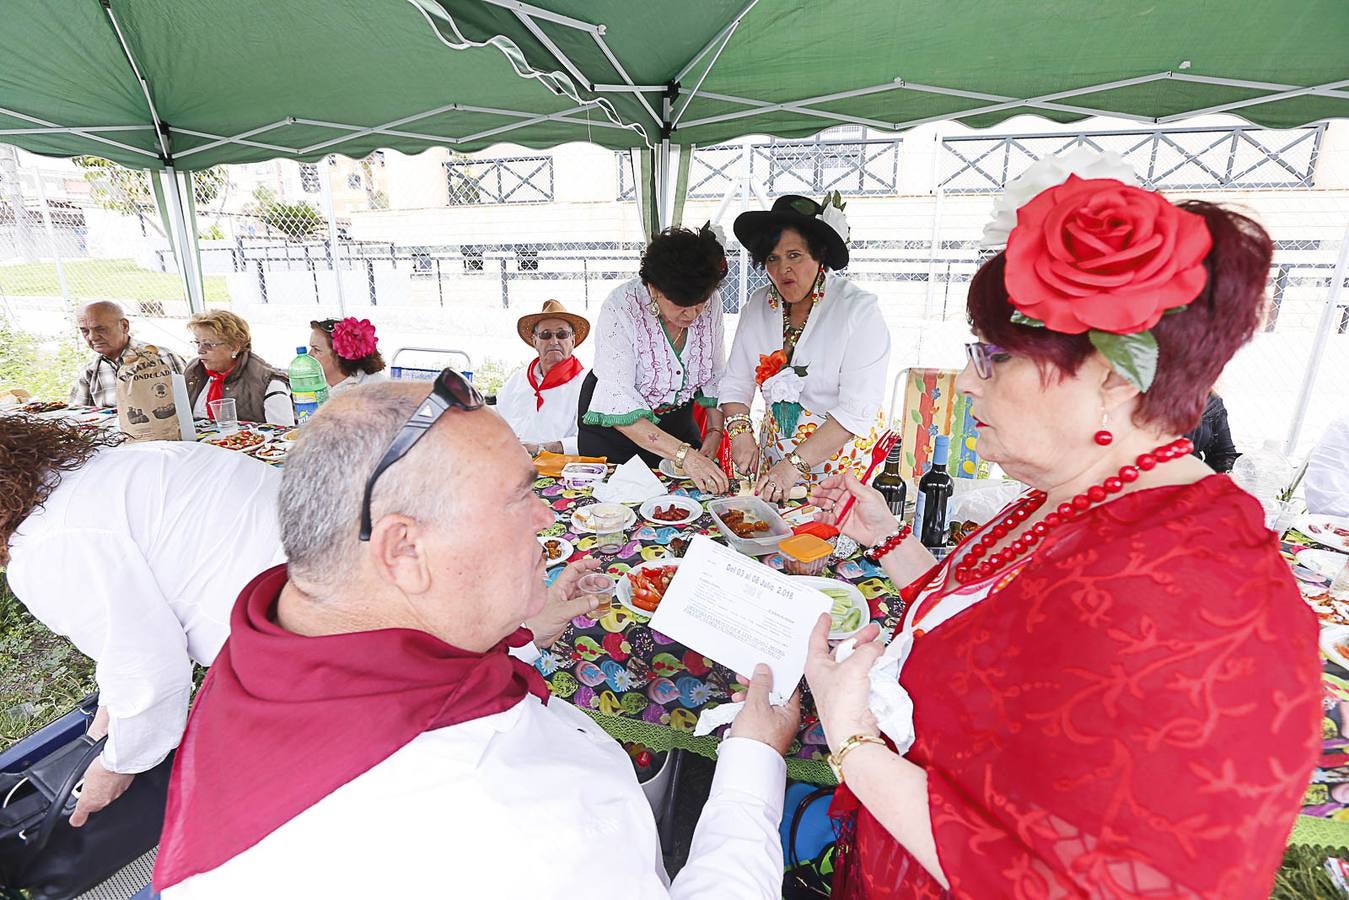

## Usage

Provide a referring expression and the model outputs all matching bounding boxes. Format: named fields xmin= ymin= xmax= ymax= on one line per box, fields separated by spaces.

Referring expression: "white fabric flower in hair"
xmin=760 ymin=368 xmax=806 ymax=405
xmin=981 ymin=149 xmax=1141 ymax=249
xmin=819 ymin=203 xmax=850 ymax=244
xmin=707 ymin=222 xmax=728 ymax=247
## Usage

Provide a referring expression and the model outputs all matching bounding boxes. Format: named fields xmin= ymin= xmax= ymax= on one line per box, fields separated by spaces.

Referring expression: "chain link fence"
xmin=3 ymin=120 xmax=1346 ymax=453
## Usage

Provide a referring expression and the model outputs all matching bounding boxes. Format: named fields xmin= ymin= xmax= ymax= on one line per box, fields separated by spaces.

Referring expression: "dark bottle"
xmin=916 ymin=434 xmax=954 ymax=551
xmin=873 ymin=442 xmax=908 ymax=518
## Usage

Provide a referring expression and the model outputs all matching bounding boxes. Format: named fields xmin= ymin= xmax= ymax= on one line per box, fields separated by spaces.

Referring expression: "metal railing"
xmin=445 ymin=155 xmax=554 ymax=205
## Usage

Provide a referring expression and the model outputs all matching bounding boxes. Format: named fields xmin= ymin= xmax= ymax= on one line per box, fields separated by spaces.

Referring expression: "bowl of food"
xmin=1322 ymin=624 xmax=1349 ymax=671
xmin=639 ymin=495 xmax=703 ymax=527
xmin=561 ymin=462 xmax=608 ymax=490
xmin=707 ymin=496 xmax=792 ymax=556
xmin=616 ymin=559 xmax=681 ymax=618
xmin=537 ymin=535 xmax=574 ymax=565
xmin=792 ymin=576 xmax=869 ymax=640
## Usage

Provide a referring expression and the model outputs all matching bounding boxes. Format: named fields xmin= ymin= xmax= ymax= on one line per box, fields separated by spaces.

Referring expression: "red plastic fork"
xmin=834 ymin=430 xmax=899 ymax=527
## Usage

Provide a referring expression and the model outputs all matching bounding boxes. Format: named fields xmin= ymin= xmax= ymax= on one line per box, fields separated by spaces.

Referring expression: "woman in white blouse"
xmin=720 ymin=195 xmax=891 ymax=503
xmin=1 ymin=415 xmax=284 ymax=827
xmin=577 ymin=226 xmax=730 ymax=494
xmin=309 ymin=317 xmax=390 ymax=397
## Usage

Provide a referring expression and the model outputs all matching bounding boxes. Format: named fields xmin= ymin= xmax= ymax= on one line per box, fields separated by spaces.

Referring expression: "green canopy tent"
xmin=2 ymin=0 xmax=1347 ymax=303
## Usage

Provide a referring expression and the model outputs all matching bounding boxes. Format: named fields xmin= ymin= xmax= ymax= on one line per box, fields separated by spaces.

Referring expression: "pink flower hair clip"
xmin=331 ymin=317 xmax=378 ymax=360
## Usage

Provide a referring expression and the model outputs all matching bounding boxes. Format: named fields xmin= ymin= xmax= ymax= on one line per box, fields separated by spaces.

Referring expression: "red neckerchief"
xmin=203 ymin=362 xmax=236 ymax=419
xmin=154 ymin=565 xmax=547 ymax=889
xmin=526 ymin=355 xmax=583 ymax=410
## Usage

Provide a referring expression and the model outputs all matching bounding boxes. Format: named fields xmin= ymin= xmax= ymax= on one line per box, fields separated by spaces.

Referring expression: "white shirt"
xmin=163 ymin=694 xmax=787 ymax=899
xmin=1306 ymin=415 xmax=1349 ymax=517
xmin=191 ymin=377 xmax=295 ymax=426
xmin=719 ymin=274 xmax=891 ymax=435
xmin=328 ymin=368 xmax=390 ymax=397
xmin=585 ymin=279 xmax=726 ymax=423
xmin=496 ymin=359 xmax=588 ymax=454
xmin=5 ymin=442 xmax=285 ymax=775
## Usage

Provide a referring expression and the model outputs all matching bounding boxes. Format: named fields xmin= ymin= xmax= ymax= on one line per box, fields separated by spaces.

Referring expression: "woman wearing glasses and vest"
xmin=717 ymin=195 xmax=890 ymax=504
xmin=184 ymin=310 xmax=294 ymax=426
xmin=577 ymin=226 xmax=730 ymax=495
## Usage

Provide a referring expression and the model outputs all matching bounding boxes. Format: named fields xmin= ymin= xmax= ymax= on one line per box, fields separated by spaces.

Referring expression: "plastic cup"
xmin=590 ymin=506 xmax=628 ymax=555
xmin=208 ymin=398 xmax=238 ymax=433
xmin=576 ymin=573 xmax=615 ymax=617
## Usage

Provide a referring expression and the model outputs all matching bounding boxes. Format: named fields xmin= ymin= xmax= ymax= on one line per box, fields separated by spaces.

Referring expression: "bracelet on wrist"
xmin=828 ymin=733 xmax=887 ymax=784
xmin=726 ymin=422 xmax=752 ymax=439
xmin=787 ymin=450 xmax=812 ymax=479
xmin=864 ymin=525 xmax=912 ymax=563
xmin=674 ymin=442 xmax=691 ymax=468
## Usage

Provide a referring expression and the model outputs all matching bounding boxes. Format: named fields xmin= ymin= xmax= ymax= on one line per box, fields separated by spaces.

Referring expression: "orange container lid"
xmin=778 ymin=533 xmax=834 ymax=564
xmin=792 ymin=521 xmax=840 ymax=540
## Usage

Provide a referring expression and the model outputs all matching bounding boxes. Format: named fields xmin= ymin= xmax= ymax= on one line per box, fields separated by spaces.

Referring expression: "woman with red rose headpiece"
xmin=718 ymin=194 xmax=891 ymax=501
xmin=802 ymin=164 xmax=1320 ymax=899
xmin=309 ymin=317 xmax=388 ymax=397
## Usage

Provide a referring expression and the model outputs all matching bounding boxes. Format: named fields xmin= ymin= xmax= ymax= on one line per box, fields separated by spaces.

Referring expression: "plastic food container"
xmin=707 ymin=497 xmax=792 ymax=556
xmin=561 ymin=462 xmax=607 ymax=490
xmin=778 ymin=534 xmax=834 ymax=575
xmin=791 ymin=521 xmax=840 ymax=549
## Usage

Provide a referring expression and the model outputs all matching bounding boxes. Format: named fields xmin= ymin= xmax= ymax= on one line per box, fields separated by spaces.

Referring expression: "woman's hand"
xmin=681 ymin=449 xmax=729 ymax=495
xmin=699 ymin=430 xmax=723 ymax=460
xmin=755 ymin=458 xmax=800 ymax=504
xmin=804 ymin=614 xmax=884 ymax=752
xmin=811 ymin=472 xmax=895 ymax=547
xmin=730 ymin=431 xmax=760 ymax=477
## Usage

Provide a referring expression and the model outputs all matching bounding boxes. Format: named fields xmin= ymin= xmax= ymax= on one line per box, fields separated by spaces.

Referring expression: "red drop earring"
xmin=1094 ymin=411 xmax=1113 ymax=446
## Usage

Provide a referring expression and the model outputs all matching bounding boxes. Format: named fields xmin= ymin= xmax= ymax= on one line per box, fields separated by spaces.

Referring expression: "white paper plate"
xmin=658 ymin=458 xmax=691 ymax=480
xmin=1298 ymin=514 xmax=1349 ymax=553
xmin=1300 ymin=548 xmax=1349 ymax=579
xmin=615 ymin=558 xmax=682 ymax=619
xmin=639 ymin=495 xmax=703 ymax=527
xmin=791 ymin=576 xmax=868 ymax=639
xmin=537 ymin=535 xmax=574 ymax=565
xmin=1322 ymin=624 xmax=1349 ymax=671
xmin=250 ymin=442 xmax=290 ymax=463
xmin=570 ymin=504 xmax=637 ymax=535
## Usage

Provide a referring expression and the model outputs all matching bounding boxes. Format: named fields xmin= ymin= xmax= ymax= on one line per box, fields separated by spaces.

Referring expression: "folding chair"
xmin=388 ymin=347 xmax=475 ymax=383
xmin=890 ymin=367 xmax=990 ymax=482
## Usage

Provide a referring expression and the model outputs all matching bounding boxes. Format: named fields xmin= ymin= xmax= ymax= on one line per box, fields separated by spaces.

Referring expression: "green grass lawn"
xmin=0 ymin=258 xmax=230 ymax=304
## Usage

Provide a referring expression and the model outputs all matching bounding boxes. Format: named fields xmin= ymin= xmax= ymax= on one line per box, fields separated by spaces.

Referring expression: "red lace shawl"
xmin=833 ymin=476 xmax=1322 ymax=899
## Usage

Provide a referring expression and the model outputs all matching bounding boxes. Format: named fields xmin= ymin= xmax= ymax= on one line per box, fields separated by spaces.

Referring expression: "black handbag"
xmin=0 ymin=728 xmax=173 ymax=900
xmin=783 ymin=785 xmax=835 ymax=900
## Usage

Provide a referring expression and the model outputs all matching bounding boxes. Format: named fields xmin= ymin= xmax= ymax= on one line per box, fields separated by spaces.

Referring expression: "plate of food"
xmin=1297 ymin=514 xmax=1349 ymax=553
xmin=658 ymin=459 xmax=692 ymax=480
xmin=19 ymin=400 xmax=68 ymax=414
xmin=639 ymin=495 xmax=703 ymax=527
xmin=570 ymin=502 xmax=636 ymax=535
xmin=538 ymin=535 xmax=574 ymax=565
xmin=616 ymin=559 xmax=681 ymax=618
xmin=201 ymin=430 xmax=266 ymax=452
xmin=1299 ymin=548 xmax=1349 ymax=580
xmin=250 ymin=442 xmax=291 ymax=463
xmin=791 ymin=576 xmax=869 ymax=639
xmin=1321 ymin=624 xmax=1349 ymax=671
xmin=1307 ymin=590 xmax=1349 ymax=627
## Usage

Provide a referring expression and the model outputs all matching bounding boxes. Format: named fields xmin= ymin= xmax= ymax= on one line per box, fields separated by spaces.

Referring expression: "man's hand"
xmin=729 ymin=664 xmax=802 ymax=756
xmin=87 ymin=705 xmax=110 ymax=741
xmin=525 ymin=557 xmax=602 ymax=647
xmin=69 ymin=758 xmax=134 ymax=828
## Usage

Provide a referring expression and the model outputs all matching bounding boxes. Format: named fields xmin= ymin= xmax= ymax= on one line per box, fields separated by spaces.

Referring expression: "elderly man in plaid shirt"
xmin=69 ymin=301 xmax=186 ymax=408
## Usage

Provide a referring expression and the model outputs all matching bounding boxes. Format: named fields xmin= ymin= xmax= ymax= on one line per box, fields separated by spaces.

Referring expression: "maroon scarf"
xmin=154 ymin=565 xmax=547 ymax=889
xmin=526 ymin=355 xmax=583 ymax=410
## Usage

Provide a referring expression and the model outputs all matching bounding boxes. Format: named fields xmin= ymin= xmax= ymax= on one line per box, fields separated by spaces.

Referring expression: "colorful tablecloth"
xmin=534 ymin=474 xmax=904 ymax=784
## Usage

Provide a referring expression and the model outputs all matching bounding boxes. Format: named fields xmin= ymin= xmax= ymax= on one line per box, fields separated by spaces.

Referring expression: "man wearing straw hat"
xmin=497 ymin=299 xmax=590 ymax=455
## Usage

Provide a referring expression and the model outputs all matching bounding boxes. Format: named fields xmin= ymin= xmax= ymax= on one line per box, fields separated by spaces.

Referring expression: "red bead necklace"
xmin=951 ymin=436 xmax=1194 ymax=586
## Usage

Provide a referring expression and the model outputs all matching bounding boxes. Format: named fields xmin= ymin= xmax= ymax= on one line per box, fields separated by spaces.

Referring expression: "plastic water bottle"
xmin=288 ymin=347 xmax=329 ymax=425
xmin=1230 ymin=438 xmax=1295 ymax=527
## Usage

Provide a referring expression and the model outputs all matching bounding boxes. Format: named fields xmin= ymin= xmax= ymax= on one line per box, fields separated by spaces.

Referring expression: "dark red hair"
xmin=967 ymin=201 xmax=1273 ymax=435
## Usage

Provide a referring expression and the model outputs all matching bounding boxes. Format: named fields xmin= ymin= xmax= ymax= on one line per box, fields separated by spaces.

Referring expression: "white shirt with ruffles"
xmin=718 ymin=273 xmax=891 ymax=436
xmin=583 ymin=279 xmax=725 ymax=426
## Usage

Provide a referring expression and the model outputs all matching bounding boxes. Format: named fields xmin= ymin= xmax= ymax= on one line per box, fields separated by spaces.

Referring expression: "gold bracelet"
xmin=674 ymin=443 xmax=691 ymax=468
xmin=828 ymin=733 xmax=886 ymax=784
xmin=787 ymin=450 xmax=812 ymax=478
xmin=725 ymin=421 xmax=752 ymax=439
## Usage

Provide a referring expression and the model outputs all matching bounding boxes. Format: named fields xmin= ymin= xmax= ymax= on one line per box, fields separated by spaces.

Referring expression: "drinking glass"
xmin=591 ymin=508 xmax=628 ymax=555
xmin=576 ymin=573 xmax=615 ymax=617
xmin=208 ymin=398 xmax=238 ymax=433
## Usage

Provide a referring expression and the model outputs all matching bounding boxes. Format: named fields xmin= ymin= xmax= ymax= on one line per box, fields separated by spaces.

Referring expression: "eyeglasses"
xmin=315 ymin=319 xmax=338 ymax=333
xmin=191 ymin=339 xmax=226 ymax=351
xmin=533 ymin=329 xmax=574 ymax=342
xmin=358 ymin=368 xmax=484 ymax=541
xmin=965 ymin=342 xmax=1010 ymax=380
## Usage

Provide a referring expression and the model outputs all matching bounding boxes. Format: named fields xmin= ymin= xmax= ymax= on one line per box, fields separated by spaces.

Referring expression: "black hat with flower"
xmin=733 ymin=192 xmax=851 ymax=270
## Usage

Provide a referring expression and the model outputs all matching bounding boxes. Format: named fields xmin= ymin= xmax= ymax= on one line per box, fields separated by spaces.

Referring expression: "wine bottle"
xmin=916 ymin=434 xmax=954 ymax=551
xmin=872 ymin=441 xmax=908 ymax=519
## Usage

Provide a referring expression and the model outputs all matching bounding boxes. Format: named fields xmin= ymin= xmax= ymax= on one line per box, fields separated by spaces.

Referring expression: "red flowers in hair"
xmin=331 ymin=317 xmax=378 ymax=360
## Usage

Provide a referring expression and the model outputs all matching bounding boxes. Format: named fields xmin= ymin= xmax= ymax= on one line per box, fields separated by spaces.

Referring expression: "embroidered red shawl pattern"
xmin=154 ymin=565 xmax=548 ymax=889
xmin=833 ymin=476 xmax=1322 ymax=899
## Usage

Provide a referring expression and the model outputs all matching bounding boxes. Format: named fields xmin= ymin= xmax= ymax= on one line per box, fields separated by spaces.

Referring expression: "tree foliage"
xmin=247 ymin=186 xmax=325 ymax=240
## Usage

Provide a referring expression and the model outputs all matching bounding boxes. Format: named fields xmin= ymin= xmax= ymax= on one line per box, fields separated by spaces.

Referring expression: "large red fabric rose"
xmin=1004 ymin=175 xmax=1212 ymax=334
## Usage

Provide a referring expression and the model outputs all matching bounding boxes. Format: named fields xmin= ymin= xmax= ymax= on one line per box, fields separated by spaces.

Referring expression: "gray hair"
xmin=277 ymin=382 xmax=455 ymax=590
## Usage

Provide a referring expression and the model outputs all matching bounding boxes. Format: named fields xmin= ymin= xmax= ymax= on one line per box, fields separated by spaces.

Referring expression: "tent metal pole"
xmin=671 ymin=5 xmax=751 ymax=128
xmin=1157 ymin=78 xmax=1349 ymax=123
xmin=31 ymin=162 xmax=72 ymax=311
xmin=0 ymin=125 xmax=153 ymax=135
xmin=176 ymin=119 xmax=296 ymax=160
xmin=456 ymin=103 xmax=604 ymax=144
xmin=657 ymin=93 xmax=673 ymax=230
xmin=0 ymin=105 xmax=158 ymax=159
xmin=300 ymin=102 xmax=472 ymax=154
xmin=1169 ymin=72 xmax=1349 ymax=100
xmin=481 ymin=0 xmax=601 ymax=35
xmin=319 ymin=156 xmax=348 ymax=317
xmin=159 ymin=165 xmax=205 ymax=314
xmin=171 ymin=128 xmax=297 ymax=155
xmin=1285 ymin=222 xmax=1349 ymax=453
xmin=100 ymin=0 xmax=172 ymax=161
xmin=593 ymin=84 xmax=667 ymax=93
xmin=590 ymin=32 xmax=662 ymax=126
xmin=675 ymin=0 xmax=760 ymax=84
xmin=512 ymin=10 xmax=594 ymax=88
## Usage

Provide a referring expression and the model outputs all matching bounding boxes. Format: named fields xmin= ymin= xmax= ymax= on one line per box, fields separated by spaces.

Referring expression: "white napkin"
xmin=592 ymin=455 xmax=666 ymax=504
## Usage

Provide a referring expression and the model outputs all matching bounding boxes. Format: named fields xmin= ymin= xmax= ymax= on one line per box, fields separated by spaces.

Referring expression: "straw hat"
xmin=516 ymin=299 xmax=590 ymax=348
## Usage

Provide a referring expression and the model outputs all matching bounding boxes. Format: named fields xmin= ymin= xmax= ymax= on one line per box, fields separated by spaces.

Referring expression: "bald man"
xmin=69 ymin=301 xmax=185 ymax=408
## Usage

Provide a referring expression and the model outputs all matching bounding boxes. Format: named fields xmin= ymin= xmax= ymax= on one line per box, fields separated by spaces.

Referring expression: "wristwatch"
xmin=674 ymin=442 xmax=691 ymax=468
xmin=787 ymin=450 xmax=812 ymax=478
xmin=828 ymin=733 xmax=886 ymax=784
